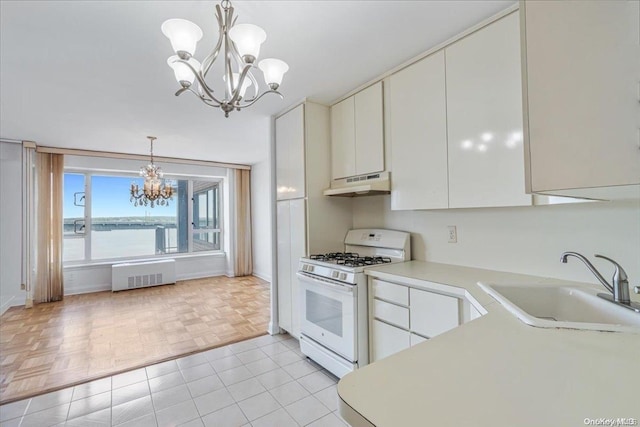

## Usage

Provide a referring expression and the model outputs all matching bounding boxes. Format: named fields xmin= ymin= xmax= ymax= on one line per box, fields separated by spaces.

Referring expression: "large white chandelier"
xmin=161 ymin=0 xmax=289 ymax=117
xmin=130 ymin=137 xmax=175 ymax=208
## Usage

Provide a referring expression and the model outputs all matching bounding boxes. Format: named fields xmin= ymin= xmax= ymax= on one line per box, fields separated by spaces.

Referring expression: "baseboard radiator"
xmin=112 ymin=259 xmax=176 ymax=292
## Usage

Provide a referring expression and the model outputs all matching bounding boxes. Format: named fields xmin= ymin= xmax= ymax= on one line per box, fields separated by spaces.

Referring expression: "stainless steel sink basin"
xmin=478 ymin=283 xmax=640 ymax=333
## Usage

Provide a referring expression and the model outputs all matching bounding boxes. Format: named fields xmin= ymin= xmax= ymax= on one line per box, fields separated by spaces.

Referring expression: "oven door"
xmin=296 ymin=272 xmax=357 ymax=362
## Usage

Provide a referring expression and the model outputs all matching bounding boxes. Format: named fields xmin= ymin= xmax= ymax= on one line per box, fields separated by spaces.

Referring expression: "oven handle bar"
xmin=296 ymin=272 xmax=355 ymax=295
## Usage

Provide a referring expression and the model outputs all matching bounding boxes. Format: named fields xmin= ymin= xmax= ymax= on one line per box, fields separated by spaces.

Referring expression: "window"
xmin=63 ymin=172 xmax=222 ymax=264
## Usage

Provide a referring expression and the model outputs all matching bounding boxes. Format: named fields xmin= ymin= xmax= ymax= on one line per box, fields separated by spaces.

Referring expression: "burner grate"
xmin=310 ymin=252 xmax=360 ymax=262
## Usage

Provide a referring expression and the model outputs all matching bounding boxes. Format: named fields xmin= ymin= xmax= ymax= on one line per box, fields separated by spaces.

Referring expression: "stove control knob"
xmin=302 ymin=265 xmax=308 ymax=271
xmin=308 ymin=266 xmax=314 ymax=272
xmin=332 ymin=271 xmax=339 ymax=278
xmin=339 ymin=273 xmax=347 ymax=280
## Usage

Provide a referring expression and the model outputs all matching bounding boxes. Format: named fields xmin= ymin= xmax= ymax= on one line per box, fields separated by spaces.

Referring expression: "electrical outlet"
xmin=447 ymin=226 xmax=457 ymax=243
xmin=20 ymin=283 xmax=26 ymax=290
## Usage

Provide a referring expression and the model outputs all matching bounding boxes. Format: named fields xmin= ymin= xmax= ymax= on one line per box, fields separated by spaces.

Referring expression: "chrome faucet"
xmin=560 ymin=252 xmax=632 ymax=306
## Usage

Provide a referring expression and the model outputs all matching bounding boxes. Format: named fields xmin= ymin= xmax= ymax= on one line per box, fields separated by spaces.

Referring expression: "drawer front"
xmin=373 ymin=299 xmax=409 ymax=329
xmin=371 ymin=279 xmax=409 ymax=305
xmin=371 ymin=319 xmax=411 ymax=362
xmin=410 ymin=333 xmax=428 ymax=347
xmin=410 ymin=288 xmax=460 ymax=338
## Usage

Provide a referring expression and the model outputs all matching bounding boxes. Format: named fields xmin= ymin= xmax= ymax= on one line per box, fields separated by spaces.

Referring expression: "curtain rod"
xmin=32 ymin=144 xmax=251 ymax=170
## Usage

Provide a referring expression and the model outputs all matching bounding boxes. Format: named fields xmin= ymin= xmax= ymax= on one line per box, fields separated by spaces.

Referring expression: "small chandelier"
xmin=161 ymin=0 xmax=289 ymax=117
xmin=130 ymin=136 xmax=175 ymax=208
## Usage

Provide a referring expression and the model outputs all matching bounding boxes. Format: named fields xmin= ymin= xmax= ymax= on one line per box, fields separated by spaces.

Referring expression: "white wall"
xmin=251 ymin=159 xmax=272 ymax=282
xmin=353 ymin=195 xmax=640 ymax=285
xmin=0 ymin=141 xmax=25 ymax=313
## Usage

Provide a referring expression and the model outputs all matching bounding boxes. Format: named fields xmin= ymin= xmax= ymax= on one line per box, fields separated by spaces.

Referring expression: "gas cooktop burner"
xmin=310 ymin=252 xmax=359 ymax=262
xmin=309 ymin=252 xmax=392 ymax=267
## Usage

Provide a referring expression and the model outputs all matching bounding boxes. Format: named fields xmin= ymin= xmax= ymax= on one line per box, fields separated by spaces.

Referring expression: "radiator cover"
xmin=111 ymin=259 xmax=176 ymax=292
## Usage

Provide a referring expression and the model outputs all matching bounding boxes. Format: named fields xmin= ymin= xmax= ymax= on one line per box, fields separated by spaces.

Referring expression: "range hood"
xmin=323 ymin=171 xmax=391 ymax=197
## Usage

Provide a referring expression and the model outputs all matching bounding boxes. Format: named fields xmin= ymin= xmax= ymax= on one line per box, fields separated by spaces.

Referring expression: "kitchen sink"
xmin=478 ymin=283 xmax=640 ymax=333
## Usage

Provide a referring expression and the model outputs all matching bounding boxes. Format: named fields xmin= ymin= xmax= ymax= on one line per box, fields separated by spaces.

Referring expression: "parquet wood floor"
xmin=0 ymin=275 xmax=270 ymax=404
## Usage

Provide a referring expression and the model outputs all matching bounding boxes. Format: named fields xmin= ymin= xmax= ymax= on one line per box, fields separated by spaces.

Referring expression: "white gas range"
xmin=296 ymin=229 xmax=411 ymax=378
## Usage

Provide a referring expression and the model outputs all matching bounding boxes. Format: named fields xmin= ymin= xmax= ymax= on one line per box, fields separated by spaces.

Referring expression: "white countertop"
xmin=338 ymin=261 xmax=640 ymax=427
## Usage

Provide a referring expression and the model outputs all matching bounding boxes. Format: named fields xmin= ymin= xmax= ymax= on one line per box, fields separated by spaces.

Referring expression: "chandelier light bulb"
xmin=223 ymin=72 xmax=252 ymax=97
xmin=258 ymin=58 xmax=289 ymax=90
xmin=167 ymin=56 xmax=201 ymax=87
xmin=229 ymin=24 xmax=266 ymax=63
xmin=161 ymin=19 xmax=203 ymax=59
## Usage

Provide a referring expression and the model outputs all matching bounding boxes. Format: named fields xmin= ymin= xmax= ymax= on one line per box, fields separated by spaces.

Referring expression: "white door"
xmin=298 ymin=273 xmax=357 ymax=361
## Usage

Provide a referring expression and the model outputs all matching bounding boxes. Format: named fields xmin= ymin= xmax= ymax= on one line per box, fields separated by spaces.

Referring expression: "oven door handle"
xmin=296 ymin=272 xmax=355 ymax=295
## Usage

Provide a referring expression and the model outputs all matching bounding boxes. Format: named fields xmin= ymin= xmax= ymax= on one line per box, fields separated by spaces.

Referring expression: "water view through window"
xmin=63 ymin=173 xmax=221 ymax=263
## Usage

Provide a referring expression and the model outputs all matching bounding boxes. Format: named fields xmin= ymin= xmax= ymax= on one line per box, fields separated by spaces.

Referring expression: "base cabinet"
xmin=369 ymin=278 xmax=462 ymax=362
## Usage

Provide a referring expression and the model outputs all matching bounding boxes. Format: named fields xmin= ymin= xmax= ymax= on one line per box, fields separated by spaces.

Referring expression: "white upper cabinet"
xmin=354 ymin=83 xmax=384 ymax=176
xmin=276 ymin=104 xmax=305 ymax=200
xmin=331 ymin=97 xmax=356 ymax=179
xmin=446 ymin=12 xmax=531 ymax=208
xmin=389 ymin=51 xmax=449 ymax=210
xmin=521 ymin=0 xmax=640 ymax=199
xmin=331 ymin=82 xmax=384 ymax=180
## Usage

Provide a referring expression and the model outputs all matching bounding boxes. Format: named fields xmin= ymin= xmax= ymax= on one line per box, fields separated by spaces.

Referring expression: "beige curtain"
xmin=34 ymin=152 xmax=64 ymax=303
xmin=233 ymin=168 xmax=253 ymax=276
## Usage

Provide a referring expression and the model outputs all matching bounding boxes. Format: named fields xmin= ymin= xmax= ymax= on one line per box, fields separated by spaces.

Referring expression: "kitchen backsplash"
xmin=352 ymin=196 xmax=640 ymax=285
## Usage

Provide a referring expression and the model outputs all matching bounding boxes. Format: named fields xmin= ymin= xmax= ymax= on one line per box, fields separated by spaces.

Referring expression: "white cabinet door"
xmin=371 ymin=319 xmax=410 ymax=362
xmin=276 ymin=200 xmax=292 ymax=332
xmin=330 ymin=97 xmax=356 ymax=180
xmin=389 ymin=50 xmax=448 ymax=210
xmin=410 ymin=333 xmax=428 ymax=347
xmin=522 ymin=0 xmax=640 ymax=194
xmin=276 ymin=105 xmax=305 ymax=200
xmin=409 ymin=288 xmax=459 ymax=338
xmin=354 ymin=82 xmax=384 ymax=176
xmin=288 ymin=198 xmax=306 ymax=338
xmin=446 ymin=12 xmax=531 ymax=208
xmin=276 ymin=199 xmax=306 ymax=338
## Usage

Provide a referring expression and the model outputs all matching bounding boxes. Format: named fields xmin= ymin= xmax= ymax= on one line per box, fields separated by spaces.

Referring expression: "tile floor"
xmin=0 ymin=334 xmax=349 ymax=427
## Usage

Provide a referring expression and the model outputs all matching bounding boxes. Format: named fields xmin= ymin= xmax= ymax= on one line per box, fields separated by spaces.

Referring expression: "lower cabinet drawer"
xmin=371 ymin=279 xmax=409 ymax=305
xmin=371 ymin=319 xmax=410 ymax=362
xmin=373 ymin=299 xmax=409 ymax=329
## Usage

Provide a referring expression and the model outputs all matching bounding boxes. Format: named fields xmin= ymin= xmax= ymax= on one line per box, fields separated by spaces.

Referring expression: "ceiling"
xmin=0 ymin=0 xmax=515 ymax=165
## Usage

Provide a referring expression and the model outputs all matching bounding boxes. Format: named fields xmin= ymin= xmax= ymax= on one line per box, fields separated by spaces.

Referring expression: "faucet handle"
xmin=594 ymin=254 xmax=628 ymax=281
